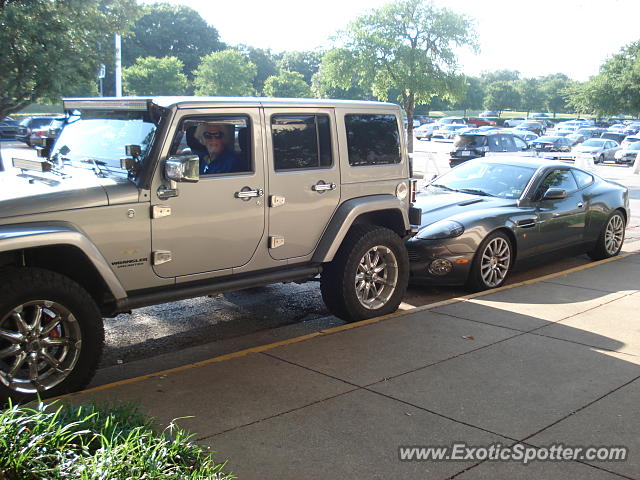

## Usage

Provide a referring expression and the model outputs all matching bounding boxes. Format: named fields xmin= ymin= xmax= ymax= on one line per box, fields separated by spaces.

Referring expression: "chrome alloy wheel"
xmin=355 ymin=245 xmax=399 ymax=310
xmin=0 ymin=301 xmax=82 ymax=394
xmin=480 ymin=237 xmax=511 ymax=288
xmin=604 ymin=214 xmax=625 ymax=256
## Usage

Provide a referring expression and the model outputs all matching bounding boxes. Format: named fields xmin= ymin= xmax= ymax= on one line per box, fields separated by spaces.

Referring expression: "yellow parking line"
xmin=58 ymin=248 xmax=639 ymax=400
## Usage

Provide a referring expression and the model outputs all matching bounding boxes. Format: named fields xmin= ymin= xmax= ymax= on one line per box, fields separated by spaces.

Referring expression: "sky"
xmin=141 ymin=0 xmax=640 ymax=81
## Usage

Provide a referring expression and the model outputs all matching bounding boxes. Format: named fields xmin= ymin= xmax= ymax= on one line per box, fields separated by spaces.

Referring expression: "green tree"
xmin=0 ymin=0 xmax=138 ymax=118
xmin=122 ymin=3 xmax=224 ymax=78
xmin=263 ymin=71 xmax=312 ymax=98
xmin=313 ymin=49 xmax=375 ymax=100
xmin=516 ymin=78 xmax=545 ymax=116
xmin=566 ymin=41 xmax=640 ymax=117
xmin=483 ymin=81 xmax=520 ymax=114
xmin=193 ymin=49 xmax=256 ymax=96
xmin=278 ymin=51 xmax=323 ymax=84
xmin=540 ymin=74 xmax=572 ymax=117
xmin=480 ymin=69 xmax=520 ymax=85
xmin=237 ymin=45 xmax=280 ymax=95
xmin=320 ymin=0 xmax=477 ymax=151
xmin=123 ymin=56 xmax=188 ymax=95
xmin=453 ymin=76 xmax=484 ymax=116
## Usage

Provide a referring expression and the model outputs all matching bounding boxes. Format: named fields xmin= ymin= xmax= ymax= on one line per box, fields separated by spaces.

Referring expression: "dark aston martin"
xmin=407 ymin=157 xmax=629 ymax=291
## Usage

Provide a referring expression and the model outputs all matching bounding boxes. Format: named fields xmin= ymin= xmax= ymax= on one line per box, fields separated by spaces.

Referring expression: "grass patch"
xmin=0 ymin=401 xmax=234 ymax=480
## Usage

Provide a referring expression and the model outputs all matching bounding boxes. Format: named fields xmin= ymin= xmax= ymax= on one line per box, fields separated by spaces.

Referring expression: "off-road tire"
xmin=587 ymin=211 xmax=625 ymax=260
xmin=0 ymin=268 xmax=104 ymax=404
xmin=321 ymin=225 xmax=409 ymax=322
xmin=466 ymin=231 xmax=513 ymax=292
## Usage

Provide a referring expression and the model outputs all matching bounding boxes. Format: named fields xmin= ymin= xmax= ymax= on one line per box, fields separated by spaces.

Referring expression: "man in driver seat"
xmin=194 ymin=123 xmax=239 ymax=174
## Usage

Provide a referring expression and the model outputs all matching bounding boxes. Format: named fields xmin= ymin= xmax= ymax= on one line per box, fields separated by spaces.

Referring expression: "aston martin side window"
xmin=572 ymin=169 xmax=594 ymax=188
xmin=538 ymin=169 xmax=578 ymax=198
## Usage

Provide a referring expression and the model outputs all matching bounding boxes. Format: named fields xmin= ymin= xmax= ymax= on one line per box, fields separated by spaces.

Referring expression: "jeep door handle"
xmin=312 ymin=182 xmax=336 ymax=192
xmin=235 ymin=187 xmax=264 ymax=199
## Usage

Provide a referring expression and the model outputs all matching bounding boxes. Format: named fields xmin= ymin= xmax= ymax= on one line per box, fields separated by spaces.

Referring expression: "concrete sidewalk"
xmin=63 ymin=250 xmax=640 ymax=480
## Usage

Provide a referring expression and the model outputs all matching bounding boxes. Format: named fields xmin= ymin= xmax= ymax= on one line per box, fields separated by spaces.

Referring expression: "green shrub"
xmin=0 ymin=401 xmax=234 ymax=480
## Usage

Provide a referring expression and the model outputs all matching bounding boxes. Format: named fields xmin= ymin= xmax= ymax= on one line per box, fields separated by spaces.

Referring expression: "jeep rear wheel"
xmin=321 ymin=225 xmax=409 ymax=322
xmin=0 ymin=268 xmax=104 ymax=404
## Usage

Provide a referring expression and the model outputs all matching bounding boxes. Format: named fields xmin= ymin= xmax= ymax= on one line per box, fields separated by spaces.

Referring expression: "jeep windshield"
xmin=51 ymin=110 xmax=156 ymax=176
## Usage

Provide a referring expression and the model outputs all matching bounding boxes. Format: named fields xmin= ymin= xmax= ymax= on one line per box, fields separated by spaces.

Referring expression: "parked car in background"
xmin=432 ymin=124 xmax=467 ymax=141
xmin=512 ymin=131 xmax=539 ymax=144
xmin=567 ymin=134 xmax=586 ymax=146
xmin=515 ymin=121 xmax=545 ymax=136
xmin=16 ymin=116 xmax=61 ymax=146
xmin=531 ymin=135 xmax=573 ymax=155
xmin=573 ymin=138 xmax=621 ymax=163
xmin=576 ymin=127 xmax=606 ymax=139
xmin=449 ymin=131 xmax=530 ymax=167
xmin=503 ymin=117 xmax=525 ymax=128
xmin=623 ymin=122 xmax=640 ymax=136
xmin=479 ymin=111 xmax=498 ymax=118
xmin=407 ymin=158 xmax=628 ymax=290
xmin=0 ymin=117 xmax=19 ymax=140
xmin=466 ymin=117 xmax=497 ymax=127
xmin=29 ymin=117 xmax=65 ymax=147
xmin=600 ymin=132 xmax=626 ymax=144
xmin=414 ymin=123 xmax=440 ymax=141
xmin=436 ymin=116 xmax=466 ymax=126
xmin=614 ymin=141 xmax=640 ymax=165
xmin=621 ymin=135 xmax=640 ymax=149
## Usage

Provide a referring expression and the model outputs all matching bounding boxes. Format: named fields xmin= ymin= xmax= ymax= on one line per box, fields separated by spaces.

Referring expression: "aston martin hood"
xmin=414 ymin=188 xmax=514 ymax=226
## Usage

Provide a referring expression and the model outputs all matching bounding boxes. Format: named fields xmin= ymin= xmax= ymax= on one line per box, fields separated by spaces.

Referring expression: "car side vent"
xmin=458 ymin=199 xmax=483 ymax=206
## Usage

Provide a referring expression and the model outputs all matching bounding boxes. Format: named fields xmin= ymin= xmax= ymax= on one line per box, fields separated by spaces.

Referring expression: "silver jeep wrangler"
xmin=0 ymin=97 xmax=418 ymax=402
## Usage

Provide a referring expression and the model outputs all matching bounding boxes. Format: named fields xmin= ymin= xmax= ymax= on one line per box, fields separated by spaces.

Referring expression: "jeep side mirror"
xmin=165 ymin=155 xmax=200 ymax=183
xmin=542 ymin=188 xmax=567 ymax=200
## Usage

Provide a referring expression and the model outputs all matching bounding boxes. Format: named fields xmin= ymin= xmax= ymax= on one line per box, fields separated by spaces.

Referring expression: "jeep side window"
xmin=271 ymin=115 xmax=332 ymax=170
xmin=171 ymin=116 xmax=252 ymax=175
xmin=344 ymin=114 xmax=401 ymax=166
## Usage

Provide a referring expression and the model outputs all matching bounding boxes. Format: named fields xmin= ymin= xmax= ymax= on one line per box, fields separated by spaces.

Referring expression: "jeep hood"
xmin=0 ymin=170 xmax=139 ymax=219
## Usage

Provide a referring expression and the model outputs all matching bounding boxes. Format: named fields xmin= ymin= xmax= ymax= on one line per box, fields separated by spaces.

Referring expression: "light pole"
xmin=115 ymin=33 xmax=122 ymax=97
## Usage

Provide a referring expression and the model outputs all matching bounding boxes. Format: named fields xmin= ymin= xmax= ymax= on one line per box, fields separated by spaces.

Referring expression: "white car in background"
xmin=503 ymin=117 xmax=525 ymax=128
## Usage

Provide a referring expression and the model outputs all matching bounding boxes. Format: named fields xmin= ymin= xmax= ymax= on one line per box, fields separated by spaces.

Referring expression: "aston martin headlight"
xmin=416 ymin=220 xmax=465 ymax=240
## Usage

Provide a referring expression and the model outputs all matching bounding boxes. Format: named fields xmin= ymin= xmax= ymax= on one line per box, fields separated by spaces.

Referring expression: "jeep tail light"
xmin=410 ymin=179 xmax=418 ymax=203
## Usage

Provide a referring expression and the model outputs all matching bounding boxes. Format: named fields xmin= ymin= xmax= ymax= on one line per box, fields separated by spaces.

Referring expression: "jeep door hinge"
xmin=152 ymin=250 xmax=172 ymax=265
xmin=151 ymin=205 xmax=172 ymax=219
xmin=270 ymin=195 xmax=286 ymax=208
xmin=269 ymin=236 xmax=285 ymax=249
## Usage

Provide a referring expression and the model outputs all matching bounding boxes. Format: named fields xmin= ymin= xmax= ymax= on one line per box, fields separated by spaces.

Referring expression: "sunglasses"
xmin=203 ymin=131 xmax=224 ymax=139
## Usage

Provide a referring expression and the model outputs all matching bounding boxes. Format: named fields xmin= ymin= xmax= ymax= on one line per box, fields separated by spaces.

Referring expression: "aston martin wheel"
xmin=0 ymin=268 xmax=104 ymax=404
xmin=466 ymin=231 xmax=513 ymax=292
xmin=321 ymin=225 xmax=409 ymax=322
xmin=588 ymin=211 xmax=625 ymax=260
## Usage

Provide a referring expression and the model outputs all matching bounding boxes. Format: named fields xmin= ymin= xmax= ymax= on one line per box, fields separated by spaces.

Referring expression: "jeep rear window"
xmin=271 ymin=115 xmax=332 ymax=171
xmin=345 ymin=114 xmax=400 ymax=166
xmin=453 ymin=135 xmax=487 ymax=148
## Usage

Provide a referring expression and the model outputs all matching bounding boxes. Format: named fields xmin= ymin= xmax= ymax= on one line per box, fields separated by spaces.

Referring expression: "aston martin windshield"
xmin=428 ymin=161 xmax=536 ymax=199
xmin=51 ymin=111 xmax=157 ymax=174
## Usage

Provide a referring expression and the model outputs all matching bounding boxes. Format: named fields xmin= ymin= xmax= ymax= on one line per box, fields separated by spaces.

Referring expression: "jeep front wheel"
xmin=0 ymin=268 xmax=104 ymax=403
xmin=321 ymin=225 xmax=409 ymax=322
